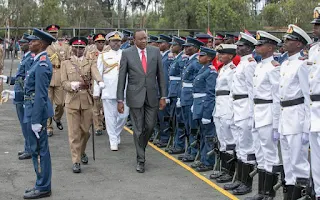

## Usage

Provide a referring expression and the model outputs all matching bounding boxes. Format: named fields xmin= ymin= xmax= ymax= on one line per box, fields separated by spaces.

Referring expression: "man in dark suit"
xmin=117 ymin=29 xmax=167 ymax=173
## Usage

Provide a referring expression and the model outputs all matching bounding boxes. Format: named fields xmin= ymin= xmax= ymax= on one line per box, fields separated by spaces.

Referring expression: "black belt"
xmin=253 ymin=98 xmax=273 ymax=104
xmin=233 ymin=94 xmax=249 ymax=100
xmin=280 ymin=97 xmax=304 ymax=107
xmin=310 ymin=95 xmax=320 ymax=102
xmin=216 ymin=90 xmax=230 ymax=96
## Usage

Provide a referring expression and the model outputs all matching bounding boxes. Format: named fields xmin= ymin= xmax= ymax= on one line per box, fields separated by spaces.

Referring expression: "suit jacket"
xmin=117 ymin=45 xmax=166 ymax=108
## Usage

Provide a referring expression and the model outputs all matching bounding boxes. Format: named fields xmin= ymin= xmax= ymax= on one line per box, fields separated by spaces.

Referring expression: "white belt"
xmin=193 ymin=93 xmax=207 ymax=98
xmin=169 ymin=76 xmax=181 ymax=81
xmin=182 ymin=82 xmax=193 ymax=87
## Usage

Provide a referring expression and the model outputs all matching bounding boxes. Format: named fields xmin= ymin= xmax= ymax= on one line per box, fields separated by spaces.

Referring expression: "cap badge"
xmin=287 ymin=26 xmax=293 ymax=34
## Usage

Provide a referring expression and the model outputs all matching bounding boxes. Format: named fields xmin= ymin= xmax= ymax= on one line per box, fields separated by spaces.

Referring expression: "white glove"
xmin=98 ymin=82 xmax=105 ymax=89
xmin=272 ymin=129 xmax=280 ymax=142
xmin=166 ymin=98 xmax=170 ymax=104
xmin=301 ymin=132 xmax=309 ymax=145
xmin=0 ymin=75 xmax=8 ymax=83
xmin=31 ymin=124 xmax=42 ymax=139
xmin=176 ymin=98 xmax=181 ymax=108
xmin=201 ymin=118 xmax=211 ymax=124
xmin=1 ymin=90 xmax=15 ymax=100
xmin=70 ymin=81 xmax=81 ymax=91
xmin=190 ymin=105 xmax=194 ymax=113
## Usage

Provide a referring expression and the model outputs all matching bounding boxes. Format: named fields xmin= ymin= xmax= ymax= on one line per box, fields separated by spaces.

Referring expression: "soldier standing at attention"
xmin=22 ymin=28 xmax=55 ymax=199
xmin=86 ymin=33 xmax=110 ymax=136
xmin=45 ymin=24 xmax=70 ymax=137
xmin=61 ymin=37 xmax=105 ymax=173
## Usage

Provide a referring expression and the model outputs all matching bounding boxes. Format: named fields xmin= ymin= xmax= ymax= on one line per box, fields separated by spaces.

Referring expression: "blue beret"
xmin=170 ymin=36 xmax=185 ymax=46
xmin=33 ymin=28 xmax=56 ymax=44
xmin=183 ymin=36 xmax=204 ymax=48
xmin=199 ymin=46 xmax=216 ymax=57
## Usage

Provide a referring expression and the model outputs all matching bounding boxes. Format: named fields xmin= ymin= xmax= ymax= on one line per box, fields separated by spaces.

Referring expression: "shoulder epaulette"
xmin=40 ymin=55 xmax=46 ymax=61
xmin=248 ymin=57 xmax=256 ymax=62
xmin=230 ymin=64 xmax=236 ymax=69
xmin=271 ymin=60 xmax=280 ymax=67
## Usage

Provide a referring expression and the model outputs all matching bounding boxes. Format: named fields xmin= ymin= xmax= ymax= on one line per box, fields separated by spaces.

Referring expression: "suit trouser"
xmin=181 ymin=105 xmax=198 ymax=157
xmin=170 ymin=97 xmax=185 ymax=149
xmin=254 ymin=124 xmax=279 ymax=172
xmin=102 ymin=99 xmax=128 ymax=146
xmin=214 ymin=117 xmax=235 ymax=153
xmin=130 ymin=102 xmax=158 ymax=163
xmin=66 ymin=107 xmax=92 ymax=164
xmin=280 ymin=133 xmax=310 ymax=185
xmin=234 ymin=118 xmax=255 ymax=164
xmin=16 ymin=103 xmax=30 ymax=153
xmin=199 ymin=120 xmax=215 ymax=166
xmin=310 ymin=132 xmax=320 ymax=197
xmin=47 ymin=86 xmax=65 ymax=132
xmin=27 ymin=120 xmax=51 ymax=192
xmin=93 ymin=98 xmax=104 ymax=131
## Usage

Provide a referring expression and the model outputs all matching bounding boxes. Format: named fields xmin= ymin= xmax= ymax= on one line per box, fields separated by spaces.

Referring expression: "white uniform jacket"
xmin=253 ymin=56 xmax=280 ymax=129
xmin=279 ymin=52 xmax=310 ymax=135
xmin=214 ymin=62 xmax=235 ymax=120
xmin=231 ymin=54 xmax=257 ymax=122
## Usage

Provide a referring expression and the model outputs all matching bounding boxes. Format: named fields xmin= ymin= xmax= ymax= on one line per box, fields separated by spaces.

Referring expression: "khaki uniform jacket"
xmin=61 ymin=56 xmax=103 ymax=110
xmin=47 ymin=41 xmax=70 ymax=87
xmin=85 ymin=45 xmax=111 ymax=61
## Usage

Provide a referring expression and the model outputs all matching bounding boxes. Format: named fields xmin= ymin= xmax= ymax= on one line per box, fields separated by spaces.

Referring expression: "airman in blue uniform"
xmin=22 ymin=28 xmax=55 ymax=199
xmin=120 ymin=30 xmax=133 ymax=49
xmin=191 ymin=46 xmax=217 ymax=172
xmin=166 ymin=36 xmax=186 ymax=154
xmin=179 ymin=37 xmax=204 ymax=162
xmin=155 ymin=34 xmax=173 ymax=148
xmin=0 ymin=34 xmax=35 ymax=160
xmin=148 ymin=35 xmax=159 ymax=47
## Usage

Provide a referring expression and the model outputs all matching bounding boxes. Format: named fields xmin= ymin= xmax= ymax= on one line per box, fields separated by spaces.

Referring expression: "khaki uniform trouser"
xmin=92 ymin=98 xmax=104 ymax=131
xmin=47 ymin=86 xmax=65 ymax=132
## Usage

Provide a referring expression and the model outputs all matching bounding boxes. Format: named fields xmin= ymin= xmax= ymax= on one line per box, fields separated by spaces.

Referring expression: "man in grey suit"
xmin=117 ymin=30 xmax=167 ymax=173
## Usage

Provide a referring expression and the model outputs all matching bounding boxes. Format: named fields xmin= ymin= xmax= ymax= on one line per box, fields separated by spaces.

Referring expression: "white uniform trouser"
xmin=214 ymin=117 xmax=236 ymax=155
xmin=234 ymin=118 xmax=255 ymax=164
xmin=254 ymin=124 xmax=280 ymax=172
xmin=280 ymin=133 xmax=310 ymax=185
xmin=310 ymin=132 xmax=320 ymax=198
xmin=102 ymin=99 xmax=128 ymax=146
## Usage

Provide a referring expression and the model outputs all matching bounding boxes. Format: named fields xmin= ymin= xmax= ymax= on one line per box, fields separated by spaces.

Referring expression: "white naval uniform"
xmin=308 ymin=42 xmax=320 ymax=197
xmin=231 ymin=54 xmax=257 ymax=163
xmin=252 ymin=56 xmax=280 ymax=172
xmin=278 ymin=52 xmax=310 ymax=186
xmin=94 ymin=49 xmax=129 ymax=146
xmin=213 ymin=62 xmax=236 ymax=153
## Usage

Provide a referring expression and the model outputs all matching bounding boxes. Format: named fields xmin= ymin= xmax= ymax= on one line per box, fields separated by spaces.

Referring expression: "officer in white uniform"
xmin=211 ymin=44 xmax=237 ymax=183
xmin=278 ymin=24 xmax=312 ymax=200
xmin=224 ymin=32 xmax=257 ymax=195
xmin=93 ymin=31 xmax=129 ymax=151
xmin=308 ymin=6 xmax=320 ymax=200
xmin=246 ymin=31 xmax=282 ymax=200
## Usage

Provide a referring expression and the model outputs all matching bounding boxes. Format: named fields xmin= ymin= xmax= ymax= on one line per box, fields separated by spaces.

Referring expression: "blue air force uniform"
xmin=192 ymin=47 xmax=218 ymax=170
xmin=180 ymin=37 xmax=204 ymax=161
xmin=22 ymin=28 xmax=55 ymax=198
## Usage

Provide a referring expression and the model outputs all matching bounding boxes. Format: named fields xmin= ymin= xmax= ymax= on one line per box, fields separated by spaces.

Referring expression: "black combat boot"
xmin=264 ymin=172 xmax=278 ymax=200
xmin=244 ymin=169 xmax=266 ymax=200
xmin=224 ymin=159 xmax=242 ymax=190
xmin=233 ymin=163 xmax=254 ymax=195
xmin=283 ymin=185 xmax=294 ymax=200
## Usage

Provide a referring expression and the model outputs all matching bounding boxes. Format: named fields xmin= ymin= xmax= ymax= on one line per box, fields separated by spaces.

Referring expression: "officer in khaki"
xmin=61 ymin=36 xmax=104 ymax=173
xmin=86 ymin=33 xmax=111 ymax=136
xmin=45 ymin=24 xmax=70 ymax=136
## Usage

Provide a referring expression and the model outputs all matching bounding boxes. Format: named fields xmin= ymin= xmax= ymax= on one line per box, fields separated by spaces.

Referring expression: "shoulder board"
xmin=248 ymin=57 xmax=256 ymax=62
xmin=306 ymin=61 xmax=313 ymax=66
xmin=230 ymin=64 xmax=236 ymax=69
xmin=40 ymin=55 xmax=47 ymax=61
xmin=271 ymin=60 xmax=280 ymax=67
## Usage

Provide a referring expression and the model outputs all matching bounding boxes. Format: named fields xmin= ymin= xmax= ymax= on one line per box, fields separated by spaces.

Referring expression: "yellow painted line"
xmin=123 ymin=126 xmax=239 ymax=200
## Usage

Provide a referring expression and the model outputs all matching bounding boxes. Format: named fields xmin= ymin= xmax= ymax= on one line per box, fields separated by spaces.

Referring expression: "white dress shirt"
xmin=136 ymin=46 xmax=147 ymax=61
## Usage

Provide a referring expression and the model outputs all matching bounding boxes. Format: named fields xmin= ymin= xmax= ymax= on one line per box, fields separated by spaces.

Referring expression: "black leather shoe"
xmin=72 ymin=163 xmax=81 ymax=173
xmin=210 ymin=171 xmax=226 ymax=179
xmin=18 ymin=151 xmax=25 ymax=156
xmin=178 ymin=154 xmax=186 ymax=160
xmin=196 ymin=164 xmax=213 ymax=172
xmin=19 ymin=153 xmax=32 ymax=160
xmin=168 ymin=148 xmax=185 ymax=155
xmin=224 ymin=180 xmax=242 ymax=190
xmin=216 ymin=174 xmax=233 ymax=183
xmin=47 ymin=131 xmax=53 ymax=137
xmin=53 ymin=118 xmax=63 ymax=130
xmin=136 ymin=162 xmax=145 ymax=173
xmin=191 ymin=161 xmax=202 ymax=169
xmin=81 ymin=153 xmax=88 ymax=164
xmin=95 ymin=130 xmax=103 ymax=136
xmin=182 ymin=155 xmax=195 ymax=162
xmin=156 ymin=141 xmax=168 ymax=148
xmin=23 ymin=189 xmax=51 ymax=199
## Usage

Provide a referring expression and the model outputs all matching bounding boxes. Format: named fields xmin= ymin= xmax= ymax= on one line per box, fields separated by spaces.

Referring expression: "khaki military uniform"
xmin=61 ymin=56 xmax=103 ymax=164
xmin=86 ymin=45 xmax=111 ymax=133
xmin=47 ymin=41 xmax=70 ymax=133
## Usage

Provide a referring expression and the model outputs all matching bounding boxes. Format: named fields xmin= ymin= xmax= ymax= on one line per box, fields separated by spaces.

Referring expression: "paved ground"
xmin=0 ymin=59 xmax=283 ymax=200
